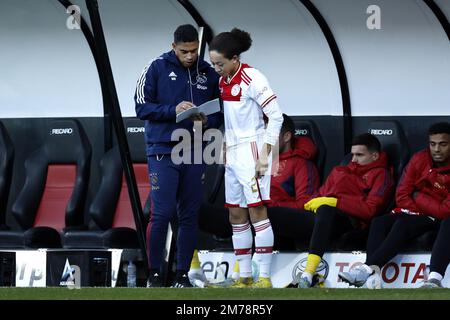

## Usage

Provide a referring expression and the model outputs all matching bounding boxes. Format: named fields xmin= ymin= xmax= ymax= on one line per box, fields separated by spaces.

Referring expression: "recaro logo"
xmin=127 ymin=127 xmax=145 ymax=133
xmin=370 ymin=129 xmax=393 ymax=136
xmin=295 ymin=129 xmax=308 ymax=136
xmin=51 ymin=128 xmax=73 ymax=135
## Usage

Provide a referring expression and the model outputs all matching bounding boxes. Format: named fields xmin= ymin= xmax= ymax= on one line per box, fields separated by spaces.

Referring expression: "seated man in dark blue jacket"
xmin=134 ymin=24 xmax=222 ymax=287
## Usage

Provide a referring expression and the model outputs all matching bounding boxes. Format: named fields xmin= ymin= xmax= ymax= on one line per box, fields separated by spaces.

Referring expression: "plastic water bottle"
xmin=127 ymin=261 xmax=136 ymax=288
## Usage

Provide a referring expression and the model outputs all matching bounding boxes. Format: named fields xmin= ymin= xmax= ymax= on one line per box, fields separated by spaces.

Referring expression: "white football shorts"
xmin=224 ymin=139 xmax=272 ymax=208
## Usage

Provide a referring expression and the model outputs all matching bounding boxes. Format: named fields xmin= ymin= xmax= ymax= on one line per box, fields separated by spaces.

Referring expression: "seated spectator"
xmin=270 ymin=113 xmax=320 ymax=209
xmin=339 ymin=122 xmax=450 ymax=288
xmin=298 ymin=133 xmax=394 ymax=288
xmin=265 ymin=114 xmax=320 ymax=248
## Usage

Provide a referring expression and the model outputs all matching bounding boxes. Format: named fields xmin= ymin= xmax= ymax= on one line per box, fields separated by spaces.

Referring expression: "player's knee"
xmin=229 ymin=208 xmax=248 ymax=224
xmin=249 ymin=205 xmax=268 ymax=223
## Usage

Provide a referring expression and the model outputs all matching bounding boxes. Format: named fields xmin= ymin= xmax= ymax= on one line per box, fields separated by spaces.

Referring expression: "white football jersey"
xmin=219 ymin=63 xmax=282 ymax=146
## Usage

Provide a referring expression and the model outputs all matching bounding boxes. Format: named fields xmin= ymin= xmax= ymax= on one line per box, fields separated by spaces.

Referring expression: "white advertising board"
xmin=198 ymin=251 xmax=450 ymax=288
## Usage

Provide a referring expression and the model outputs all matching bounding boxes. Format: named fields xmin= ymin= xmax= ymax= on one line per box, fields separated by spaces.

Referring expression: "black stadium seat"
xmin=205 ymin=164 xmax=225 ymax=204
xmin=293 ymin=120 xmax=326 ymax=182
xmin=368 ymin=120 xmax=410 ymax=180
xmin=63 ymin=119 xmax=150 ymax=249
xmin=0 ymin=119 xmax=91 ymax=248
xmin=0 ymin=121 xmax=14 ymax=230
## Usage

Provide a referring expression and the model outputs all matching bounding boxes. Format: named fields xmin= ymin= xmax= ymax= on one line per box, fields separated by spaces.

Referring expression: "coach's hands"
xmin=176 ymin=101 xmax=195 ymax=114
xmin=190 ymin=112 xmax=208 ymax=125
xmin=304 ymin=197 xmax=337 ymax=213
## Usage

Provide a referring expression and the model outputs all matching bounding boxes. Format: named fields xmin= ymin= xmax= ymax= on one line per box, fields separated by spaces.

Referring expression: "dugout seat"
xmin=293 ymin=120 xmax=326 ymax=183
xmin=205 ymin=164 xmax=225 ymax=205
xmin=0 ymin=121 xmax=14 ymax=230
xmin=368 ymin=120 xmax=410 ymax=181
xmin=63 ymin=119 xmax=150 ymax=249
xmin=0 ymin=119 xmax=91 ymax=248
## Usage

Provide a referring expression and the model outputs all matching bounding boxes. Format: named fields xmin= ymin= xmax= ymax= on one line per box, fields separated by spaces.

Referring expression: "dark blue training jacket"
xmin=135 ymin=50 xmax=221 ymax=155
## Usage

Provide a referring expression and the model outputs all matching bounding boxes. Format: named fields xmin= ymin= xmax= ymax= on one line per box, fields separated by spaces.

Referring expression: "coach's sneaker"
xmin=229 ymin=277 xmax=253 ymax=288
xmin=146 ymin=272 xmax=162 ymax=288
xmin=171 ymin=273 xmax=193 ymax=288
xmin=338 ymin=266 xmax=372 ymax=287
xmin=420 ymin=278 xmax=443 ymax=289
xmin=297 ymin=274 xmax=312 ymax=289
xmin=252 ymin=277 xmax=272 ymax=288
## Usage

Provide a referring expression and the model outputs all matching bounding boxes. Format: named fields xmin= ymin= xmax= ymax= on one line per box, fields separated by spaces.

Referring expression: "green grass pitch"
xmin=0 ymin=287 xmax=449 ymax=300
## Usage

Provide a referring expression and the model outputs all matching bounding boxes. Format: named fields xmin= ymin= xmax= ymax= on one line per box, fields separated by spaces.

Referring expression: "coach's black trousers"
xmin=365 ymin=214 xmax=440 ymax=267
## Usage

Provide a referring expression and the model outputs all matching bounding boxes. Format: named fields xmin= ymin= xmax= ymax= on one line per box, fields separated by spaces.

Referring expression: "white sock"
xmin=253 ymin=219 xmax=274 ymax=278
xmin=232 ymin=222 xmax=253 ymax=278
xmin=428 ymin=271 xmax=443 ymax=282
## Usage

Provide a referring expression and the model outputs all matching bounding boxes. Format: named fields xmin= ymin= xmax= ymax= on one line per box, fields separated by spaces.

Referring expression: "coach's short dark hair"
xmin=352 ymin=133 xmax=381 ymax=153
xmin=174 ymin=24 xmax=198 ymax=43
xmin=428 ymin=122 xmax=450 ymax=136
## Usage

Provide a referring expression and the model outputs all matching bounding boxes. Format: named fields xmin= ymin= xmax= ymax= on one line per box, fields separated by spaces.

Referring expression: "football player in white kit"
xmin=209 ymin=28 xmax=283 ymax=288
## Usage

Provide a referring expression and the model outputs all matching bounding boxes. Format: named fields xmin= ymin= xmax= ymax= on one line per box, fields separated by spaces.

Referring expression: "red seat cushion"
xmin=112 ymin=164 xmax=150 ymax=229
xmin=34 ymin=165 xmax=76 ymax=232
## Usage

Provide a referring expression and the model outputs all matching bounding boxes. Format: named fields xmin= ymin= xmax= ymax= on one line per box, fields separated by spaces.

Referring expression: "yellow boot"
xmin=229 ymin=277 xmax=253 ymax=288
xmin=252 ymin=277 xmax=272 ymax=288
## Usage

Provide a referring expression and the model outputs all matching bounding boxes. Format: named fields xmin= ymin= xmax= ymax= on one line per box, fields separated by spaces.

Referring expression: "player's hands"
xmin=304 ymin=197 xmax=337 ymax=213
xmin=255 ymin=158 xmax=269 ymax=178
xmin=255 ymin=143 xmax=271 ymax=178
xmin=175 ymin=101 xmax=195 ymax=114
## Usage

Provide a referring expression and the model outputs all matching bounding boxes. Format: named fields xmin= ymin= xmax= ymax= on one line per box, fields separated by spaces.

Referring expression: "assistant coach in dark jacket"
xmin=135 ymin=24 xmax=222 ymax=287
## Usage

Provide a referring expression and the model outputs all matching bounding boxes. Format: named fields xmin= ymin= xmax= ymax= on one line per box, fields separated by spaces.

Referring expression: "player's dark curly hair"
xmin=209 ymin=28 xmax=252 ymax=59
